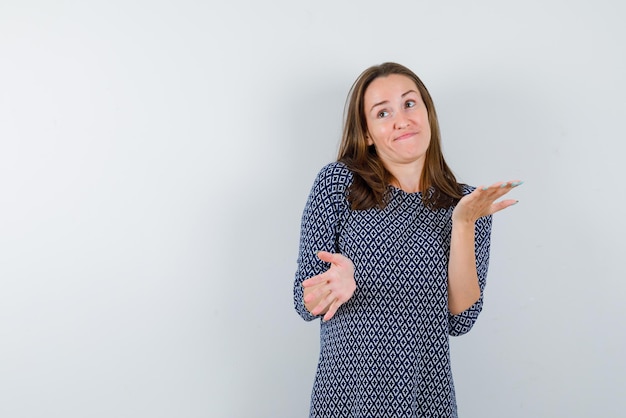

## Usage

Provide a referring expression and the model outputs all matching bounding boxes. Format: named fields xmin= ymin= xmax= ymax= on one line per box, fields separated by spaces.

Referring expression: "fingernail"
xmin=500 ymin=183 xmax=508 ymax=188
xmin=512 ymin=200 xmax=519 ymax=205
xmin=481 ymin=186 xmax=489 ymax=191
xmin=512 ymin=181 xmax=524 ymax=187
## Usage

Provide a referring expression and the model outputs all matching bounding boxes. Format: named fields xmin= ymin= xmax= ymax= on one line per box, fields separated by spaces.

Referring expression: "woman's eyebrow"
xmin=370 ymin=90 xmax=418 ymax=112
xmin=370 ymin=100 xmax=389 ymax=112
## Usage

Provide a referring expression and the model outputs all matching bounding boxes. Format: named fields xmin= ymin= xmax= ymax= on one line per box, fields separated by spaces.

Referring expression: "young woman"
xmin=293 ymin=62 xmax=520 ymax=417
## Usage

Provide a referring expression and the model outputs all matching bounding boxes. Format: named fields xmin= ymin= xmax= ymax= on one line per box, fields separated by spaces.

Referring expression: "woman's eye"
xmin=405 ymin=100 xmax=416 ymax=108
xmin=377 ymin=110 xmax=389 ymax=118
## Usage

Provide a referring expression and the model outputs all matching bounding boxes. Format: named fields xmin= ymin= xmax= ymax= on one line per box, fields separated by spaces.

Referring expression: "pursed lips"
xmin=393 ymin=131 xmax=418 ymax=141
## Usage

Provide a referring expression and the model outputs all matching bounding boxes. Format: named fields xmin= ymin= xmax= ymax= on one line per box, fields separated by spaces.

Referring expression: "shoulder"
xmin=459 ymin=183 xmax=476 ymax=196
xmin=313 ymin=161 xmax=354 ymax=191
xmin=305 ymin=162 xmax=352 ymax=213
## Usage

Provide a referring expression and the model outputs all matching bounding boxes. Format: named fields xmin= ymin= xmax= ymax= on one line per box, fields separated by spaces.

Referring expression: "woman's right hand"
xmin=302 ymin=251 xmax=356 ymax=321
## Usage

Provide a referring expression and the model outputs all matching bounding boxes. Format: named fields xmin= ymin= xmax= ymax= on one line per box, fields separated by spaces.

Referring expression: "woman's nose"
xmin=394 ymin=116 xmax=410 ymax=129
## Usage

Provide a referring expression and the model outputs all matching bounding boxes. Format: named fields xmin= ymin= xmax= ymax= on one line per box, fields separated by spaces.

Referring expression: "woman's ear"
xmin=366 ymin=135 xmax=373 ymax=146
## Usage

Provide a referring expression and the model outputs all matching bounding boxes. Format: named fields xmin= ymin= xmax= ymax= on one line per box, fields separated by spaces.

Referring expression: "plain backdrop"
xmin=1 ymin=1 xmax=625 ymax=417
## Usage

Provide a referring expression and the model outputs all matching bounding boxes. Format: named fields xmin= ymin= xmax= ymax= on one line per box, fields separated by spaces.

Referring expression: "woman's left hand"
xmin=452 ymin=181 xmax=522 ymax=224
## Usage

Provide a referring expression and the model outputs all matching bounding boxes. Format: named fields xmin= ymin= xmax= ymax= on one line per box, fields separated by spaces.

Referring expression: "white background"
xmin=1 ymin=1 xmax=624 ymax=417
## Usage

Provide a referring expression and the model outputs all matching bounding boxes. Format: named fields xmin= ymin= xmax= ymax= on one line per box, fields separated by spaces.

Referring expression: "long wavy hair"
xmin=338 ymin=62 xmax=463 ymax=210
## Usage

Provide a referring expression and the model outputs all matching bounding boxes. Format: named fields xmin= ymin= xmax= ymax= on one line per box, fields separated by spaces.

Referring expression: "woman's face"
xmin=363 ymin=74 xmax=431 ymax=170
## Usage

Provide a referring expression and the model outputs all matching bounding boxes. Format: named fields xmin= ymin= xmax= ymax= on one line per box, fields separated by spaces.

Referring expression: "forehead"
xmin=364 ymin=74 xmax=420 ymax=105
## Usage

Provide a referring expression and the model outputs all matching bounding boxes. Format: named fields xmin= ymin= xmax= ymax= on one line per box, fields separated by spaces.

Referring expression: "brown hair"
xmin=338 ymin=62 xmax=463 ymax=210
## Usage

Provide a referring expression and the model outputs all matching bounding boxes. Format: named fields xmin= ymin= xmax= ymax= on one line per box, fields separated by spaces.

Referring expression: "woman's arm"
xmin=293 ymin=163 xmax=353 ymax=321
xmin=447 ymin=219 xmax=481 ymax=315
xmin=448 ymin=181 xmax=521 ymax=315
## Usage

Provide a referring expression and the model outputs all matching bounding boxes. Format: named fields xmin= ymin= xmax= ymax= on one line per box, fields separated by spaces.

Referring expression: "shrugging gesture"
xmin=293 ymin=62 xmax=523 ymax=417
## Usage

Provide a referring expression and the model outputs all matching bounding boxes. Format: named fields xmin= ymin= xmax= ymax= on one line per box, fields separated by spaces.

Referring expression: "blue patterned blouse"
xmin=294 ymin=162 xmax=492 ymax=418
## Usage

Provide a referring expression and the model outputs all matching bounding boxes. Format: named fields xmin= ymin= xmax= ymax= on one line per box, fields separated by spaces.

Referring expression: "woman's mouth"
xmin=394 ymin=132 xmax=418 ymax=141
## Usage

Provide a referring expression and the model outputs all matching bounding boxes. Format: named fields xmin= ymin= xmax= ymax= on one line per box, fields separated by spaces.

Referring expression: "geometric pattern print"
xmin=294 ymin=162 xmax=492 ymax=418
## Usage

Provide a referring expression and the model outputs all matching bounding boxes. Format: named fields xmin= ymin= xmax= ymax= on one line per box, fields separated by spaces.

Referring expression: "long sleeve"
xmin=293 ymin=163 xmax=352 ymax=321
xmin=448 ymin=213 xmax=492 ymax=336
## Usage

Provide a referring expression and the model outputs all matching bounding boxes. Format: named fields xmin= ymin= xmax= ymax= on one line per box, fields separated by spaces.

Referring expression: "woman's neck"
xmin=387 ymin=161 xmax=424 ymax=193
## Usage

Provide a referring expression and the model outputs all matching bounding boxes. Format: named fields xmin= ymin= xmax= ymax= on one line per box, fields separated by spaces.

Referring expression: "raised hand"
xmin=302 ymin=251 xmax=356 ymax=322
xmin=452 ymin=181 xmax=523 ymax=224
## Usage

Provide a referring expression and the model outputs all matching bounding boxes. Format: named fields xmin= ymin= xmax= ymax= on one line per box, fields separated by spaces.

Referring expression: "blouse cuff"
xmin=448 ymin=300 xmax=482 ymax=336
